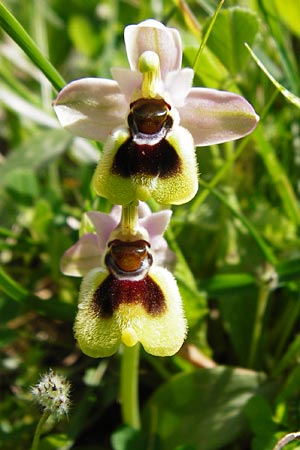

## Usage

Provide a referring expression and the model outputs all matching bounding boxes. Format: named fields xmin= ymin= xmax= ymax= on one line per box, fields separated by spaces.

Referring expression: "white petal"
xmin=111 ymin=67 xmax=142 ymax=102
xmin=87 ymin=211 xmax=119 ymax=251
xmin=178 ymin=88 xmax=259 ymax=146
xmin=165 ymin=68 xmax=194 ymax=107
xmin=54 ymin=78 xmax=127 ymax=141
xmin=124 ymin=20 xmax=182 ymax=79
xmin=140 ymin=210 xmax=172 ymax=239
xmin=60 ymin=234 xmax=100 ymax=277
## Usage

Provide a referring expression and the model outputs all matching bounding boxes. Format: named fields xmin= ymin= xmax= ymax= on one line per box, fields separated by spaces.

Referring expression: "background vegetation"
xmin=0 ymin=0 xmax=300 ymax=449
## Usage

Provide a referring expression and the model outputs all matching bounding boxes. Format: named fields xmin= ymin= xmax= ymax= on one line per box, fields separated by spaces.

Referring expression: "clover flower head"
xmin=61 ymin=203 xmax=186 ymax=357
xmin=54 ymin=19 xmax=259 ymax=206
xmin=31 ymin=369 xmax=71 ymax=419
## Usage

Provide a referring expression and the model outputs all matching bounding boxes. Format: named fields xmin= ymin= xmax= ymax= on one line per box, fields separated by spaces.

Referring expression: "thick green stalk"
xmin=120 ymin=343 xmax=141 ymax=429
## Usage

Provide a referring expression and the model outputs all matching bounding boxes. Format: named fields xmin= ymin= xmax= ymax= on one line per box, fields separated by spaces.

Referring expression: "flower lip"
xmin=105 ymin=239 xmax=153 ymax=281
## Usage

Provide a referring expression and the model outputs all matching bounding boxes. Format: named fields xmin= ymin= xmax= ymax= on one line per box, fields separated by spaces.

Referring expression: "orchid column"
xmin=54 ymin=19 xmax=259 ymax=429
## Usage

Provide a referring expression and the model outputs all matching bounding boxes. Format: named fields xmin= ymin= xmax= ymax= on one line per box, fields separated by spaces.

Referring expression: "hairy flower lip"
xmin=74 ymin=265 xmax=187 ymax=357
xmin=54 ymin=19 xmax=259 ymax=147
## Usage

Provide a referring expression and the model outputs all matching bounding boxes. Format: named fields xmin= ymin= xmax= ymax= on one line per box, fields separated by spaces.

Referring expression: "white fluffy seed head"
xmin=31 ymin=369 xmax=71 ymax=419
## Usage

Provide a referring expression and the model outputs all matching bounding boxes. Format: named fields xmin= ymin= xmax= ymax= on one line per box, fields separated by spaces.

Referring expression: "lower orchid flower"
xmin=54 ymin=19 xmax=259 ymax=206
xmin=61 ymin=203 xmax=186 ymax=357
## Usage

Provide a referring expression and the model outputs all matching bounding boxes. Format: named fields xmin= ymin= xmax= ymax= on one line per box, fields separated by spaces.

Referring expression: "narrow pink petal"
xmin=137 ymin=202 xmax=152 ymax=218
xmin=53 ymin=78 xmax=127 ymax=141
xmin=87 ymin=211 xmax=119 ymax=250
xmin=124 ymin=20 xmax=182 ymax=79
xmin=111 ymin=67 xmax=142 ymax=102
xmin=140 ymin=210 xmax=172 ymax=240
xmin=178 ymin=88 xmax=260 ymax=146
xmin=61 ymin=234 xmax=100 ymax=276
xmin=165 ymin=68 xmax=194 ymax=107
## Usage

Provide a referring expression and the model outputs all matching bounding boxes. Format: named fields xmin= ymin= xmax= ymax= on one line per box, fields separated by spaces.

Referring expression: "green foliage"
xmin=1 ymin=1 xmax=300 ymax=449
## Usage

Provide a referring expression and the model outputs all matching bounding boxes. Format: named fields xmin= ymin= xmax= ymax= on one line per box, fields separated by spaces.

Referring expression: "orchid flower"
xmin=54 ymin=19 xmax=259 ymax=206
xmin=62 ymin=203 xmax=186 ymax=357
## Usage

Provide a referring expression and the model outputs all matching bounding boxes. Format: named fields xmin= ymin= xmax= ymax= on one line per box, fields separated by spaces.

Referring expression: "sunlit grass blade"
xmin=193 ymin=0 xmax=224 ymax=72
xmin=246 ymin=43 xmax=300 ymax=109
xmin=0 ymin=2 xmax=65 ymax=91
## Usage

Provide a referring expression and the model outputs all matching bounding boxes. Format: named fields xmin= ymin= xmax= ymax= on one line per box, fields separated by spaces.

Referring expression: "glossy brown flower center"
xmin=105 ymin=239 xmax=153 ymax=279
xmin=129 ymin=98 xmax=172 ymax=135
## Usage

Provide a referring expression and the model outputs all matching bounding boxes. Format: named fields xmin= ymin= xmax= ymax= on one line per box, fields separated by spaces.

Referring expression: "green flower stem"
xmin=120 ymin=343 xmax=141 ymax=430
xmin=121 ymin=204 xmax=138 ymax=234
xmin=30 ymin=410 xmax=51 ymax=450
xmin=0 ymin=2 xmax=65 ymax=91
xmin=247 ymin=284 xmax=270 ymax=369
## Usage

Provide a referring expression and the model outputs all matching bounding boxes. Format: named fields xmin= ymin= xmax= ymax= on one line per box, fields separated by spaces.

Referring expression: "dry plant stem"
xmin=120 ymin=343 xmax=141 ymax=429
xmin=30 ymin=410 xmax=51 ymax=450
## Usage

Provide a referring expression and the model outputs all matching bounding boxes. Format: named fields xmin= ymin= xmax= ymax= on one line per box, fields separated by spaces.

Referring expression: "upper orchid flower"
xmin=62 ymin=203 xmax=186 ymax=358
xmin=54 ymin=19 xmax=259 ymax=206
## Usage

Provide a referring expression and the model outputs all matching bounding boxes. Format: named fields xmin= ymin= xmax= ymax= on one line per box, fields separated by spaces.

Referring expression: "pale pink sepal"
xmin=60 ymin=233 xmax=100 ymax=277
xmin=165 ymin=68 xmax=194 ymax=107
xmin=53 ymin=78 xmax=127 ymax=140
xmin=110 ymin=67 xmax=142 ymax=102
xmin=86 ymin=211 xmax=119 ymax=251
xmin=178 ymin=88 xmax=260 ymax=146
xmin=140 ymin=209 xmax=172 ymax=240
xmin=124 ymin=19 xmax=182 ymax=79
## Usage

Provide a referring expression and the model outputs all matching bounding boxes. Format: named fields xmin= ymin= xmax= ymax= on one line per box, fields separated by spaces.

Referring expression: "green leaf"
xmin=111 ymin=425 xmax=143 ymax=450
xmin=40 ymin=433 xmax=73 ymax=450
xmin=143 ymin=366 xmax=265 ymax=450
xmin=68 ymin=15 xmax=100 ymax=57
xmin=274 ymin=0 xmax=300 ymax=37
xmin=184 ymin=46 xmax=229 ymax=89
xmin=4 ymin=167 xmax=40 ymax=200
xmin=205 ymin=7 xmax=260 ymax=75
xmin=0 ymin=129 xmax=72 ymax=189
xmin=244 ymin=395 xmax=276 ymax=435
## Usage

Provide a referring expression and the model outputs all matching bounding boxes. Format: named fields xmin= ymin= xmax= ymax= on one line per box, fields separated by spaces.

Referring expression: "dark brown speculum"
xmin=91 ymin=274 xmax=166 ymax=318
xmin=128 ymin=98 xmax=173 ymax=136
xmin=105 ymin=239 xmax=153 ymax=280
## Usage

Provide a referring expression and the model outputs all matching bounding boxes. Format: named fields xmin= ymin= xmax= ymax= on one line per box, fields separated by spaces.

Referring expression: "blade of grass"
xmin=254 ymin=127 xmax=300 ymax=226
xmin=199 ymin=179 xmax=278 ymax=265
xmin=246 ymin=43 xmax=300 ymax=109
xmin=0 ymin=2 xmax=65 ymax=91
xmin=0 ymin=266 xmax=28 ymax=302
xmin=193 ymin=0 xmax=224 ymax=72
